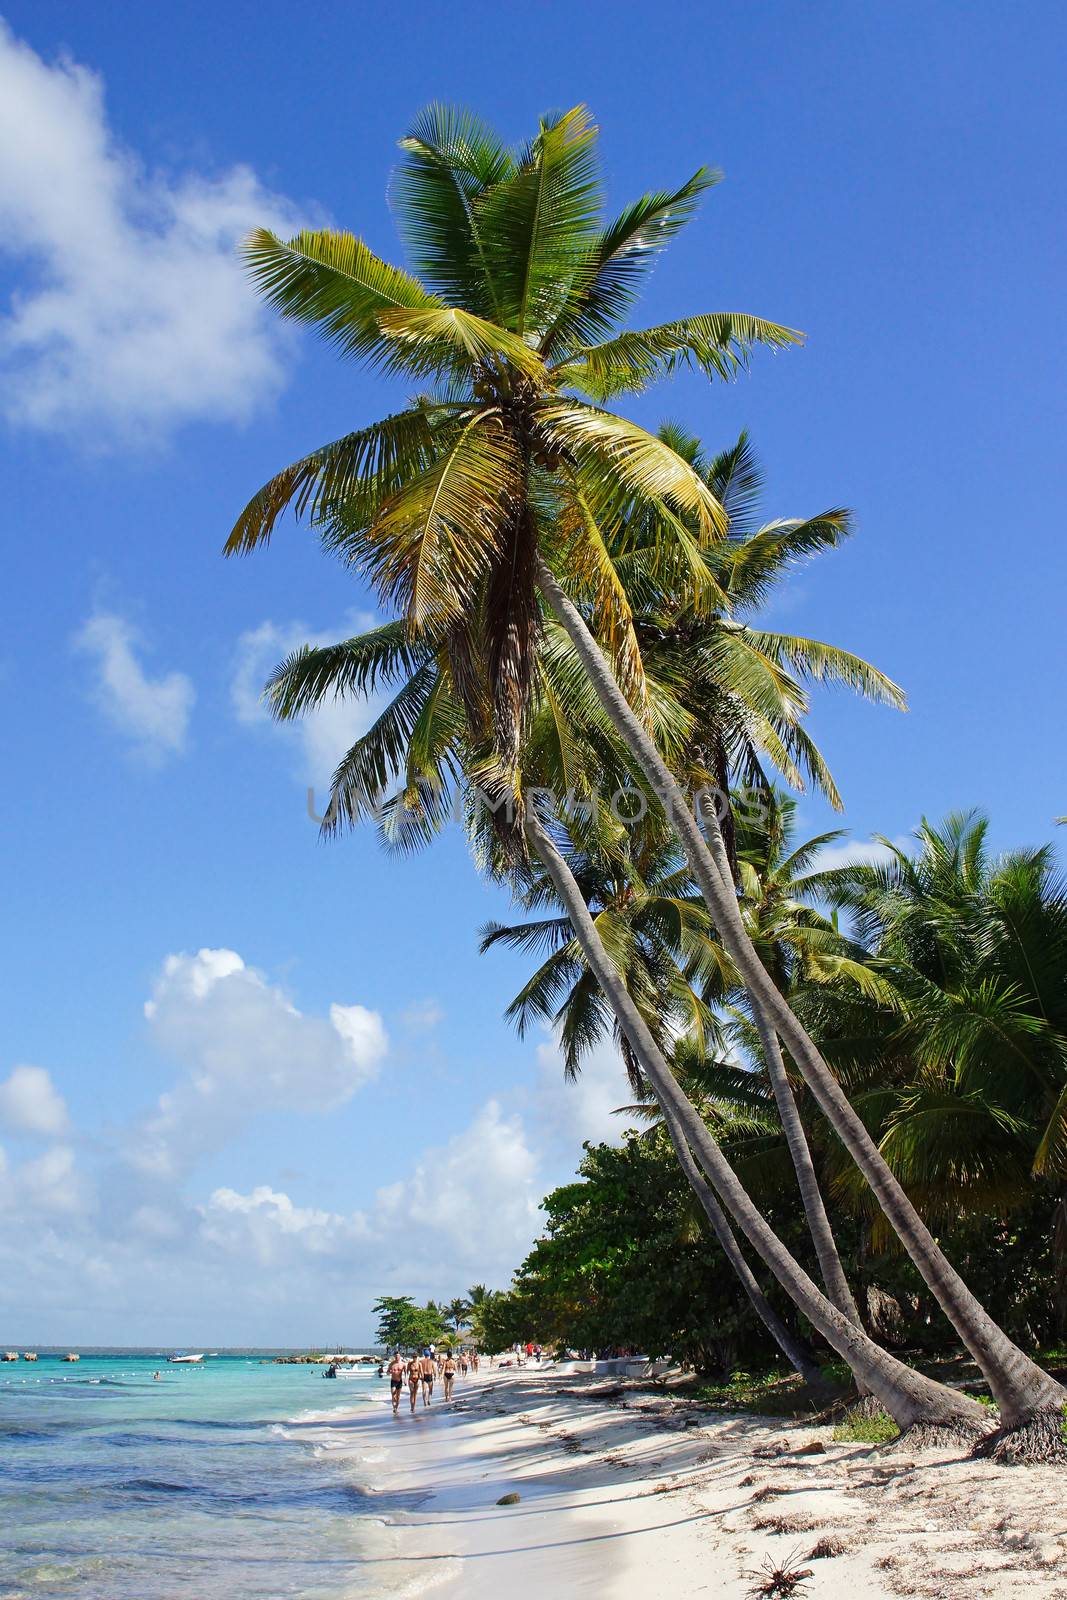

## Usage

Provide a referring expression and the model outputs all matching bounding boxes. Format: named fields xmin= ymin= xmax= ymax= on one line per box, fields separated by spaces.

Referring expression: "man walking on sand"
xmin=387 ymin=1354 xmax=404 ymax=1414
xmin=419 ymin=1349 xmax=435 ymax=1405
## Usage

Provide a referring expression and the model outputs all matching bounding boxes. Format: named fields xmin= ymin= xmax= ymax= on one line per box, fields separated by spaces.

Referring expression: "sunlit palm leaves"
xmin=229 ymin=104 xmax=800 ymax=764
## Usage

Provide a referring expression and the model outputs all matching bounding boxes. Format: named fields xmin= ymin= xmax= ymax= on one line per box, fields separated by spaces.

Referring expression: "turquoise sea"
xmin=0 ymin=1350 xmax=395 ymax=1600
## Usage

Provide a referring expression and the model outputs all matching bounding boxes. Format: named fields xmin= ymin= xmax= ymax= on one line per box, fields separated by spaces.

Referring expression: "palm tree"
xmin=536 ymin=556 xmax=1066 ymax=1452
xmin=227 ymin=107 xmax=1060 ymax=1450
xmin=481 ymin=821 xmax=828 ymax=1386
xmin=227 ymin=105 xmax=796 ymax=773
xmin=824 ymin=814 xmax=1067 ymax=1334
xmin=445 ymin=1296 xmax=472 ymax=1334
xmin=525 ymin=806 xmax=987 ymax=1436
xmin=259 ymin=614 xmax=990 ymax=1439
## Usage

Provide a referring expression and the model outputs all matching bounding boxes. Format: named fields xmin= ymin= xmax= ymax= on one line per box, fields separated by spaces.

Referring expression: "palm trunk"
xmin=537 ymin=556 xmax=1064 ymax=1446
xmin=659 ymin=1096 xmax=829 ymax=1389
xmin=702 ymin=815 xmax=863 ymax=1327
xmin=526 ymin=808 xmax=989 ymax=1441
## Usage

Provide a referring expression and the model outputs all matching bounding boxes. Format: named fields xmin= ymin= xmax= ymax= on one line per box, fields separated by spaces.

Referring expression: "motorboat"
xmin=1 ymin=1352 xmax=17 ymax=1363
xmin=62 ymin=1353 xmax=80 ymax=1362
xmin=23 ymin=1352 xmax=37 ymax=1361
xmin=167 ymin=1353 xmax=204 ymax=1364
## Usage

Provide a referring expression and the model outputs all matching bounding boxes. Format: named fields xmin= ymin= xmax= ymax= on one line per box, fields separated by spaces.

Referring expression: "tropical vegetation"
xmin=226 ymin=104 xmax=1066 ymax=1460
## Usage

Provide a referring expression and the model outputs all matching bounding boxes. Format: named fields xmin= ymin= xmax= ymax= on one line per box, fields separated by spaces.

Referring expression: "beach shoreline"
xmin=291 ymin=1364 xmax=1067 ymax=1600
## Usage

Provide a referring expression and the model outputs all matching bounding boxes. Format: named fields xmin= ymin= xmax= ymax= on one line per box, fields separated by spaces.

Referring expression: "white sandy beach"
xmin=290 ymin=1366 xmax=1067 ymax=1599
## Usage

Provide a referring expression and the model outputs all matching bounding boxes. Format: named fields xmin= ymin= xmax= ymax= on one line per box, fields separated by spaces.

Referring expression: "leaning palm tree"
xmin=260 ymin=612 xmax=990 ymax=1438
xmin=227 ymin=106 xmax=1061 ymax=1453
xmin=481 ymin=817 xmax=833 ymax=1388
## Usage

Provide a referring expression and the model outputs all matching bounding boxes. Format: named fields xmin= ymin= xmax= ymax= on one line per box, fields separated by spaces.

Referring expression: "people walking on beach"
xmin=387 ymin=1354 xmax=404 ymax=1414
xmin=442 ymin=1351 xmax=456 ymax=1401
xmin=458 ymin=1352 xmax=468 ymax=1377
xmin=419 ymin=1350 xmax=435 ymax=1405
xmin=407 ymin=1358 xmax=420 ymax=1413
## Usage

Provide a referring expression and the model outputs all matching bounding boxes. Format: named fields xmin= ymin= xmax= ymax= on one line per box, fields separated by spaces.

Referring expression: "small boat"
xmin=167 ymin=1353 xmax=204 ymax=1364
xmin=1 ymin=1352 xmax=17 ymax=1363
xmin=22 ymin=1353 xmax=37 ymax=1362
xmin=62 ymin=1353 xmax=80 ymax=1363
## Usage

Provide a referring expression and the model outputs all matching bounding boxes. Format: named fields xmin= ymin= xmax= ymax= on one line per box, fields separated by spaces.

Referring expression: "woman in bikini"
xmin=442 ymin=1351 xmax=457 ymax=1401
xmin=406 ymin=1356 xmax=420 ymax=1413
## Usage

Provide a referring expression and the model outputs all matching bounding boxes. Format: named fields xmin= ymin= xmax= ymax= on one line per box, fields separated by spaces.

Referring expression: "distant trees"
xmin=372 ymin=1296 xmax=447 ymax=1351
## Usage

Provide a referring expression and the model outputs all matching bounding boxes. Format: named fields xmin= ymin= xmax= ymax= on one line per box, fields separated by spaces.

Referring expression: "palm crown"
xmin=227 ymin=105 xmax=798 ymax=766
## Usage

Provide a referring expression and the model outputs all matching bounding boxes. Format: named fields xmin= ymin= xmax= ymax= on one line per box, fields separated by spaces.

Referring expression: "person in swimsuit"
xmin=387 ymin=1354 xmax=404 ymax=1414
xmin=419 ymin=1350 xmax=435 ymax=1405
xmin=407 ymin=1357 xmax=420 ymax=1413
xmin=442 ymin=1352 xmax=457 ymax=1401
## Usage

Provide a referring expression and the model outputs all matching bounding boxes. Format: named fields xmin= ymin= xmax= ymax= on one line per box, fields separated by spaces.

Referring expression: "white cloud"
xmin=192 ymin=1099 xmax=543 ymax=1289
xmin=232 ymin=617 xmax=381 ymax=786
xmin=132 ymin=948 xmax=387 ymax=1178
xmin=199 ymin=1185 xmax=371 ymax=1267
xmin=0 ymin=1141 xmax=90 ymax=1216
xmin=531 ymin=1033 xmax=635 ymax=1151
xmin=74 ymin=612 xmax=195 ymax=762
xmin=401 ymin=999 xmax=443 ymax=1032
xmin=0 ymin=959 xmax=632 ymax=1338
xmin=811 ymin=834 xmax=911 ymax=874
xmin=0 ymin=21 xmax=305 ymax=440
xmin=0 ymin=1064 xmax=69 ymax=1137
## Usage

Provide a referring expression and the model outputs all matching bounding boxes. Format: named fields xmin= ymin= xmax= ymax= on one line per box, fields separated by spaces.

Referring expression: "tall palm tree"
xmin=525 ymin=806 xmax=987 ymax=1436
xmin=258 ymin=611 xmax=991 ymax=1439
xmin=481 ymin=818 xmax=832 ymax=1387
xmin=536 ymin=559 xmax=1066 ymax=1452
xmin=227 ymin=106 xmax=1060 ymax=1451
xmin=227 ymin=105 xmax=796 ymax=771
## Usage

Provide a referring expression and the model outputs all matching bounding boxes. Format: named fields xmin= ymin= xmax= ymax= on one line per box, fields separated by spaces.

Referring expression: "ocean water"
xmin=0 ymin=1351 xmax=395 ymax=1600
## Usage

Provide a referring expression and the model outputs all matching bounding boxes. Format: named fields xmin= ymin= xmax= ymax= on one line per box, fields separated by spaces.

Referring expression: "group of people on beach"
xmin=384 ymin=1345 xmax=480 ymax=1414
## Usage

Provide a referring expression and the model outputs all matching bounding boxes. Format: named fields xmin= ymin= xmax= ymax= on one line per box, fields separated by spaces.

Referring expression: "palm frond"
xmin=241 ymin=228 xmax=439 ymax=369
xmin=554 ymin=312 xmax=801 ymax=400
xmin=392 ymin=104 xmax=515 ymax=316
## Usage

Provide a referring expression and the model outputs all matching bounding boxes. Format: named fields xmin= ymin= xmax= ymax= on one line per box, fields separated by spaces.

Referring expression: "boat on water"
xmin=62 ymin=1353 xmax=80 ymax=1362
xmin=22 ymin=1353 xmax=37 ymax=1361
xmin=1 ymin=1352 xmax=17 ymax=1363
xmin=167 ymin=1353 xmax=205 ymax=1364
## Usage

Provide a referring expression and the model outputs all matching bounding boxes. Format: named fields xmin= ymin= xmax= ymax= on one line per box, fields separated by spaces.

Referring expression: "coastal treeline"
xmin=226 ymin=105 xmax=1066 ymax=1460
xmin=373 ymin=1290 xmax=492 ymax=1350
xmin=480 ymin=806 xmax=1067 ymax=1370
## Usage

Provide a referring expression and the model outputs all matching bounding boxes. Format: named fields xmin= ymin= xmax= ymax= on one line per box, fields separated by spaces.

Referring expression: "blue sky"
xmin=0 ymin=1 xmax=1064 ymax=1345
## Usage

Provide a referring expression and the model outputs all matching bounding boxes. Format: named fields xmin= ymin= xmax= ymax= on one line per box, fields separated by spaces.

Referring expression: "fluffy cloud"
xmin=74 ymin=612 xmax=195 ymax=762
xmin=0 ymin=952 xmax=630 ymax=1339
xmin=0 ymin=1064 xmax=69 ymax=1136
xmin=199 ymin=1185 xmax=371 ymax=1267
xmin=0 ymin=1142 xmax=90 ymax=1217
xmin=811 ymin=834 xmax=911 ymax=874
xmin=530 ymin=1033 xmax=635 ymax=1152
xmin=132 ymin=948 xmax=387 ymax=1177
xmin=0 ymin=21 xmax=304 ymax=440
xmin=376 ymin=1100 xmax=541 ymax=1274
xmin=232 ymin=617 xmax=381 ymax=786
xmin=183 ymin=1100 xmax=543 ymax=1299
